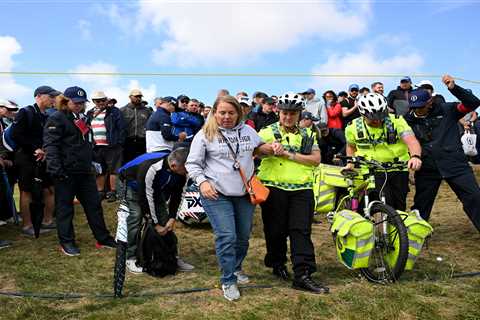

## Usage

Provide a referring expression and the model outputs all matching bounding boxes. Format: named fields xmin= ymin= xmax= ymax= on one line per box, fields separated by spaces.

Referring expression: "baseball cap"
xmin=264 ymin=97 xmax=275 ymax=105
xmin=348 ymin=84 xmax=360 ymax=91
xmin=301 ymin=111 xmax=319 ymax=121
xmin=91 ymin=91 xmax=107 ymax=100
xmin=64 ymin=86 xmax=88 ymax=103
xmin=163 ymin=96 xmax=178 ymax=106
xmin=0 ymin=99 xmax=19 ymax=111
xmin=417 ymin=80 xmax=434 ymax=91
xmin=408 ymin=89 xmax=432 ymax=108
xmin=238 ymin=96 xmax=251 ymax=106
xmin=129 ymin=89 xmax=143 ymax=97
xmin=177 ymin=94 xmax=190 ymax=103
xmin=302 ymin=88 xmax=316 ymax=95
xmin=34 ymin=85 xmax=61 ymax=97
xmin=400 ymin=76 xmax=412 ymax=83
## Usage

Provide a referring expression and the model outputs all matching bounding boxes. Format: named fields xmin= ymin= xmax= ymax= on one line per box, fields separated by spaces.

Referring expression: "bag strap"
xmin=217 ymin=129 xmax=253 ymax=195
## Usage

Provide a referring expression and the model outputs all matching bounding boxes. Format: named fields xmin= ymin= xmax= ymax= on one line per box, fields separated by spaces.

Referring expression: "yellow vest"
xmin=257 ymin=123 xmax=317 ymax=191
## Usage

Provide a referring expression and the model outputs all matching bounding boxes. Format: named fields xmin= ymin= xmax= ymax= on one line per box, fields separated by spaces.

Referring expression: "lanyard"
xmin=218 ymin=129 xmax=242 ymax=170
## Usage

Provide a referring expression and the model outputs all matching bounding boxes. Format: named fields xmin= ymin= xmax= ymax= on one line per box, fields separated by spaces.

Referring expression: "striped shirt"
xmin=91 ymin=110 xmax=108 ymax=146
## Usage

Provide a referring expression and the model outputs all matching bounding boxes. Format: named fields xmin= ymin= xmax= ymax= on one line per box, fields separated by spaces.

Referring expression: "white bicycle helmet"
xmin=357 ymin=93 xmax=388 ymax=120
xmin=277 ymin=92 xmax=305 ymax=111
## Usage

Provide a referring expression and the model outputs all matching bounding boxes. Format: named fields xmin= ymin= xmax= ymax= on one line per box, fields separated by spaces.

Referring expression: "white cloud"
xmin=69 ymin=61 xmax=157 ymax=108
xmin=103 ymin=0 xmax=371 ymax=67
xmin=0 ymin=36 xmax=31 ymax=100
xmin=77 ymin=19 xmax=92 ymax=41
xmin=310 ymin=38 xmax=424 ymax=92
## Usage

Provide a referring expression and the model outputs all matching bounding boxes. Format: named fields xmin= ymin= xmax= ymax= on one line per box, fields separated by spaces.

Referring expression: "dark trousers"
xmin=54 ymin=174 xmax=111 ymax=244
xmin=373 ymin=171 xmax=409 ymax=211
xmin=260 ymin=187 xmax=316 ymax=277
xmin=123 ymin=137 xmax=146 ymax=164
xmin=412 ymin=169 xmax=480 ymax=232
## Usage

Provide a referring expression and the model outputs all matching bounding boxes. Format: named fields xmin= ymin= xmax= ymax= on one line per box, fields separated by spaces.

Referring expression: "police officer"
xmin=404 ymin=75 xmax=480 ymax=231
xmin=44 ymin=87 xmax=116 ymax=256
xmin=344 ymin=93 xmax=422 ymax=211
xmin=258 ymin=92 xmax=328 ymax=294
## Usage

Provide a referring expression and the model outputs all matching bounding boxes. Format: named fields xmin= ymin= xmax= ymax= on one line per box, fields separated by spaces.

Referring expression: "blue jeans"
xmin=201 ymin=194 xmax=255 ymax=285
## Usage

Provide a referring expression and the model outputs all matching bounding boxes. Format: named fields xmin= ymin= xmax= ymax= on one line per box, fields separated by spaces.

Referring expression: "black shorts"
xmin=93 ymin=145 xmax=123 ymax=175
xmin=14 ymin=150 xmax=53 ymax=192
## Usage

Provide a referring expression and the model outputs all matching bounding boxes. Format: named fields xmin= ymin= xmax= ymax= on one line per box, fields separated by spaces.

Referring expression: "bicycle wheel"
xmin=360 ymin=202 xmax=409 ymax=283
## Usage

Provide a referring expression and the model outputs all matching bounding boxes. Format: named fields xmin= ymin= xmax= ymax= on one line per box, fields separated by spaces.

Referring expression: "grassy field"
xmin=1 ymin=179 xmax=480 ymax=320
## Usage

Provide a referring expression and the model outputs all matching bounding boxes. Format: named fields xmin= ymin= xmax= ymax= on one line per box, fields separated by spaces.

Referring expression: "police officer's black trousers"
xmin=260 ymin=187 xmax=316 ymax=276
xmin=412 ymin=169 xmax=480 ymax=232
xmin=373 ymin=171 xmax=409 ymax=211
xmin=54 ymin=174 xmax=111 ymax=245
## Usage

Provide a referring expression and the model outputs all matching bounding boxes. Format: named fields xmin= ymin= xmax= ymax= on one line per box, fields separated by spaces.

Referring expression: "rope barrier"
xmin=0 ymin=71 xmax=479 ymax=84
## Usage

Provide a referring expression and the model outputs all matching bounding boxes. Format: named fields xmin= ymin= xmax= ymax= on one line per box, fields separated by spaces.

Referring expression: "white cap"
xmin=417 ymin=80 xmax=434 ymax=89
xmin=91 ymin=91 xmax=107 ymax=100
xmin=0 ymin=99 xmax=19 ymax=110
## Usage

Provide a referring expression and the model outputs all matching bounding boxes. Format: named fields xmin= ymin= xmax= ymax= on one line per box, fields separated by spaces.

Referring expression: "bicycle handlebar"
xmin=337 ymin=156 xmax=407 ymax=170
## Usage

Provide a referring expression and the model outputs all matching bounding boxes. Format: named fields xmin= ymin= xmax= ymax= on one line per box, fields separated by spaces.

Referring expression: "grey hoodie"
xmin=186 ymin=122 xmax=263 ymax=196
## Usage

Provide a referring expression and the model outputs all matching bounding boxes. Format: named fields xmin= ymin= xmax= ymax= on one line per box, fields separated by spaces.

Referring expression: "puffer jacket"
xmin=120 ymin=103 xmax=152 ymax=139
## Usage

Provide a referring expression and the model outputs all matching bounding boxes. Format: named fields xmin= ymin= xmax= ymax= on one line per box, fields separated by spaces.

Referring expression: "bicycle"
xmin=326 ymin=156 xmax=409 ymax=283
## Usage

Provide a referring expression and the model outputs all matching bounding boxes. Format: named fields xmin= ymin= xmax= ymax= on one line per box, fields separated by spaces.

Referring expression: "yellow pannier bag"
xmin=330 ymin=210 xmax=374 ymax=269
xmin=402 ymin=211 xmax=433 ymax=270
xmin=313 ymin=166 xmax=337 ymax=213
xmin=385 ymin=211 xmax=433 ymax=271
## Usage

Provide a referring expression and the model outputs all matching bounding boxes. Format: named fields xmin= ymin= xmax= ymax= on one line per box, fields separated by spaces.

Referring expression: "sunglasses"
xmin=133 ymin=95 xmax=143 ymax=98
xmin=93 ymin=98 xmax=107 ymax=103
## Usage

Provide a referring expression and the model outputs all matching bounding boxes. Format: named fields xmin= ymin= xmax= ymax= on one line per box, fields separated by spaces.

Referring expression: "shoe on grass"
xmin=95 ymin=237 xmax=117 ymax=249
xmin=60 ymin=243 xmax=80 ymax=256
xmin=126 ymin=259 xmax=143 ymax=274
xmin=222 ymin=283 xmax=240 ymax=301
xmin=234 ymin=271 xmax=250 ymax=284
xmin=21 ymin=226 xmax=50 ymax=237
xmin=0 ymin=240 xmax=12 ymax=250
xmin=177 ymin=256 xmax=195 ymax=272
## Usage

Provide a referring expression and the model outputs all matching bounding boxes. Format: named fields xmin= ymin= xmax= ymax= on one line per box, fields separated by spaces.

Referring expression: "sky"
xmin=0 ymin=0 xmax=479 ymax=107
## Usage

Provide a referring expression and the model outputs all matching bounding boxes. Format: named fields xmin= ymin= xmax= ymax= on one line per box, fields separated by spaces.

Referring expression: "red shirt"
xmin=327 ymin=103 xmax=343 ymax=129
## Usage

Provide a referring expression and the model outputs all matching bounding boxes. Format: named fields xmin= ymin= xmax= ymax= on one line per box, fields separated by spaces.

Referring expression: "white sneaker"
xmin=177 ymin=257 xmax=195 ymax=272
xmin=234 ymin=271 xmax=250 ymax=284
xmin=222 ymin=283 xmax=240 ymax=301
xmin=126 ymin=259 xmax=143 ymax=274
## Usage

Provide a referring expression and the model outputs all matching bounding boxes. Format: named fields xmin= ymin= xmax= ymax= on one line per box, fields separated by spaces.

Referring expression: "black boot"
xmin=292 ymin=273 xmax=329 ymax=294
xmin=272 ymin=265 xmax=290 ymax=281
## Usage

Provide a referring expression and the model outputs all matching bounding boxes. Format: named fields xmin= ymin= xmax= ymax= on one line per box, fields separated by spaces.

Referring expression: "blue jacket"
xmin=87 ymin=106 xmax=126 ymax=146
xmin=145 ymin=108 xmax=178 ymax=152
xmin=171 ymin=111 xmax=204 ymax=141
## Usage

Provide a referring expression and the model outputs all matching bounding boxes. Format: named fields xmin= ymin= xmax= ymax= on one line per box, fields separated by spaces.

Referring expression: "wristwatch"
xmin=410 ymin=154 xmax=421 ymax=160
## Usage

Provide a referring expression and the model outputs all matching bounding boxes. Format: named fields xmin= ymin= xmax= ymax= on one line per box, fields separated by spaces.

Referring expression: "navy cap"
xmin=408 ymin=89 xmax=432 ymax=108
xmin=348 ymin=84 xmax=360 ymax=91
xmin=302 ymin=88 xmax=316 ymax=95
xmin=34 ymin=85 xmax=60 ymax=97
xmin=177 ymin=95 xmax=189 ymax=103
xmin=400 ymin=76 xmax=412 ymax=83
xmin=163 ymin=96 xmax=178 ymax=105
xmin=64 ymin=86 xmax=88 ymax=103
xmin=301 ymin=111 xmax=319 ymax=121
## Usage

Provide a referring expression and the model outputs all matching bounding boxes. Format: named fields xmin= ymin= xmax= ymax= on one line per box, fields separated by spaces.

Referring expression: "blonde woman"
xmin=186 ymin=95 xmax=272 ymax=301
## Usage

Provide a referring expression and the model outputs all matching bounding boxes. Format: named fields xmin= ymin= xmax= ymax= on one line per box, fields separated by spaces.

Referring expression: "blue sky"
xmin=0 ymin=0 xmax=479 ymax=107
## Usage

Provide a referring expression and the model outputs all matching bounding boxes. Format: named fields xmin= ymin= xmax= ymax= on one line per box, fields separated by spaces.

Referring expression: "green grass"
xmin=1 ymin=180 xmax=480 ymax=320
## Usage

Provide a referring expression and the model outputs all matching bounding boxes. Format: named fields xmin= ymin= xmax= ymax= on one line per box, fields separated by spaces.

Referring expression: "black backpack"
xmin=136 ymin=218 xmax=178 ymax=277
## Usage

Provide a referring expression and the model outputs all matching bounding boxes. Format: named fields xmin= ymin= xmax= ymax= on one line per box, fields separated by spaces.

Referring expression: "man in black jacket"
xmin=120 ymin=89 xmax=153 ymax=163
xmin=405 ymin=75 xmax=480 ymax=232
xmin=387 ymin=76 xmax=413 ymax=116
xmin=12 ymin=86 xmax=59 ymax=236
xmin=44 ymin=86 xmax=116 ymax=256
xmin=248 ymin=97 xmax=278 ymax=132
xmin=317 ymin=122 xmax=346 ymax=165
